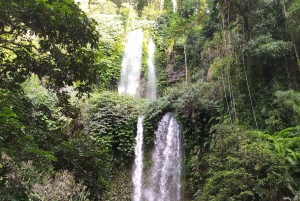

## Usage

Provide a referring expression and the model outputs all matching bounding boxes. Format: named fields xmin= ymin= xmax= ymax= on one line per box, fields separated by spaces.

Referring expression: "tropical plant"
xmin=82 ymin=91 xmax=147 ymax=164
xmin=0 ymin=0 xmax=99 ymax=95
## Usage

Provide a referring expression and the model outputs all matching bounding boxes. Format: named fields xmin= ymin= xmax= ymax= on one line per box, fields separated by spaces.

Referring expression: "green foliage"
xmin=199 ymin=0 xmax=300 ymax=131
xmin=0 ymin=90 xmax=23 ymax=153
xmin=21 ymin=74 xmax=57 ymax=109
xmin=192 ymin=126 xmax=288 ymax=201
xmin=167 ymin=81 xmax=220 ymax=151
xmin=0 ymin=89 xmax=56 ymax=162
xmin=141 ymin=4 xmax=162 ymax=20
xmin=93 ymin=14 xmax=124 ymax=90
xmin=143 ymin=80 xmax=220 ymax=150
xmin=120 ymin=3 xmax=138 ymax=32
xmin=246 ymin=34 xmax=292 ymax=58
xmin=1 ymin=76 xmax=108 ymax=199
xmin=202 ymin=0 xmax=220 ymax=39
xmin=2 ymin=0 xmax=300 ymax=200
xmin=83 ymin=91 xmax=147 ymax=163
xmin=89 ymin=0 xmax=119 ymax=15
xmin=150 ymin=1 xmax=209 ymax=89
xmin=265 ymin=90 xmax=300 ymax=132
xmin=104 ymin=169 xmax=132 ymax=201
xmin=0 ymin=157 xmax=30 ymax=201
xmin=0 ymin=0 xmax=99 ymax=95
xmin=285 ymin=0 xmax=300 ymax=59
xmin=189 ymin=125 xmax=300 ymax=200
xmin=247 ymin=128 xmax=300 ymax=200
xmin=31 ymin=170 xmax=90 ymax=201
xmin=54 ymin=138 xmax=109 ymax=199
xmin=0 ymin=160 xmax=89 ymax=201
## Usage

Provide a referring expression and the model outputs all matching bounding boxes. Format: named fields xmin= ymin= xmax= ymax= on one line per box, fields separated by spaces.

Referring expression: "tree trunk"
xmin=183 ymin=43 xmax=188 ymax=83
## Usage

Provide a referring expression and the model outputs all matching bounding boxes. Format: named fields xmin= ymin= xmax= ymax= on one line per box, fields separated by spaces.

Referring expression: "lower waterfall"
xmin=144 ymin=112 xmax=182 ymax=201
xmin=132 ymin=116 xmax=144 ymax=201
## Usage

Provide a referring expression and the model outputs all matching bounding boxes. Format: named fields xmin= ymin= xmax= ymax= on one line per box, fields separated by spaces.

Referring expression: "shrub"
xmin=82 ymin=91 xmax=147 ymax=164
xmin=31 ymin=170 xmax=90 ymax=201
xmin=192 ymin=126 xmax=288 ymax=201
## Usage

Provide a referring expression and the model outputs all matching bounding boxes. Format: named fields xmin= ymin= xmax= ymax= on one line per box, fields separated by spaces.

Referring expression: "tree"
xmin=0 ymin=0 xmax=100 ymax=95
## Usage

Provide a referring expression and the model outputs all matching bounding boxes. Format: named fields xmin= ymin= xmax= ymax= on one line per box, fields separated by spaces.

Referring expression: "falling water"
xmin=129 ymin=31 xmax=157 ymax=201
xmin=118 ymin=29 xmax=143 ymax=97
xmin=132 ymin=116 xmax=144 ymax=201
xmin=144 ymin=113 xmax=182 ymax=201
xmin=146 ymin=37 xmax=157 ymax=100
xmin=160 ymin=0 xmax=164 ymax=10
xmin=172 ymin=0 xmax=177 ymax=12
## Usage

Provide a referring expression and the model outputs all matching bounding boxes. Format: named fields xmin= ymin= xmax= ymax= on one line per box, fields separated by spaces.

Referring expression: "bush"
xmin=143 ymin=80 xmax=220 ymax=151
xmin=31 ymin=170 xmax=90 ymax=201
xmin=265 ymin=90 xmax=300 ymax=132
xmin=82 ymin=91 xmax=147 ymax=164
xmin=191 ymin=126 xmax=288 ymax=201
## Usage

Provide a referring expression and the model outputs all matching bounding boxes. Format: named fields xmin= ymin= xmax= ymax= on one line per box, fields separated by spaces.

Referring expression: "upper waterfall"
xmin=118 ymin=29 xmax=143 ymax=97
xmin=172 ymin=0 xmax=177 ymax=12
xmin=146 ymin=37 xmax=157 ymax=100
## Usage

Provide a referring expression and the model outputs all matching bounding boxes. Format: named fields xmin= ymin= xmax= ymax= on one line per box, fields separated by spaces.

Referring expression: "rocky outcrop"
xmin=166 ymin=64 xmax=185 ymax=83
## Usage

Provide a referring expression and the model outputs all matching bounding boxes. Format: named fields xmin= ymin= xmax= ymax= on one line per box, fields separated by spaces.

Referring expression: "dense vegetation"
xmin=1 ymin=0 xmax=300 ymax=200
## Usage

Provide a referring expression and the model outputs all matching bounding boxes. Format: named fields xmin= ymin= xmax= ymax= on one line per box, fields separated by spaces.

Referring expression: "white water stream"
xmin=122 ymin=31 xmax=181 ymax=201
xmin=144 ymin=113 xmax=182 ymax=201
xmin=132 ymin=35 xmax=159 ymax=201
xmin=118 ymin=29 xmax=144 ymax=201
xmin=172 ymin=0 xmax=177 ymax=12
xmin=118 ymin=29 xmax=143 ymax=97
xmin=132 ymin=116 xmax=145 ymax=201
xmin=146 ymin=37 xmax=157 ymax=100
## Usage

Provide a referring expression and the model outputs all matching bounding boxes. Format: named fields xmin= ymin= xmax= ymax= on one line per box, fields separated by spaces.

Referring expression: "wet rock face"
xmin=166 ymin=64 xmax=185 ymax=83
xmin=139 ymin=77 xmax=146 ymax=98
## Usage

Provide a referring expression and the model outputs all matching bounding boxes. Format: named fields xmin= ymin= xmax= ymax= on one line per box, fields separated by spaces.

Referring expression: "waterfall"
xmin=119 ymin=30 xmax=144 ymax=201
xmin=160 ymin=0 xmax=164 ymax=10
xmin=146 ymin=37 xmax=157 ymax=100
xmin=126 ymin=30 xmax=181 ymax=201
xmin=126 ymin=31 xmax=158 ymax=201
xmin=132 ymin=116 xmax=144 ymax=201
xmin=172 ymin=0 xmax=177 ymax=12
xmin=144 ymin=113 xmax=182 ymax=201
xmin=118 ymin=29 xmax=143 ymax=97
